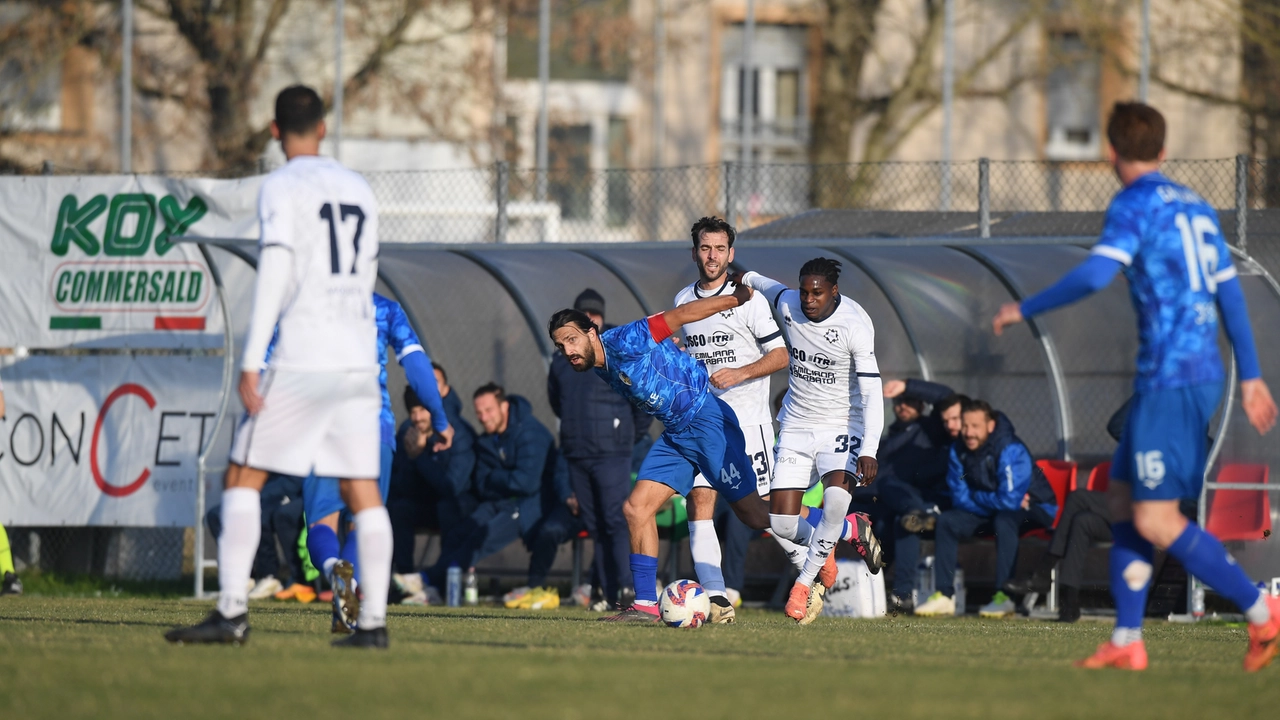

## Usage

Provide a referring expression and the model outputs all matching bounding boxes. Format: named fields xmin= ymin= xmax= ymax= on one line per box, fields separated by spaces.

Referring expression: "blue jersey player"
xmin=304 ymin=293 xmax=453 ymax=634
xmin=994 ymin=102 xmax=1279 ymax=672
xmin=549 ymin=286 xmax=781 ymax=622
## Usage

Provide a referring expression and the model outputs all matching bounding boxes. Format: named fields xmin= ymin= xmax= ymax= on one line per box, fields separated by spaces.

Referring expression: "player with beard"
xmin=676 ymin=218 xmax=881 ymax=623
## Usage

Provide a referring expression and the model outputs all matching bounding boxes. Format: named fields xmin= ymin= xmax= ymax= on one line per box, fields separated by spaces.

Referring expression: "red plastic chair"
xmin=1023 ymin=460 xmax=1076 ymax=539
xmin=1205 ymin=464 xmax=1272 ymax=542
xmin=1086 ymin=461 xmax=1112 ymax=493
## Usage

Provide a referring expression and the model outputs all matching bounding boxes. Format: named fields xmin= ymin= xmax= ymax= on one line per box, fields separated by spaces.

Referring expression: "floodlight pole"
xmin=334 ymin=0 xmax=344 ymax=162
xmin=940 ymin=0 xmax=954 ymax=211
xmin=739 ymin=0 xmax=757 ymax=228
xmin=535 ymin=0 xmax=551 ymax=202
xmin=1138 ymin=0 xmax=1150 ymax=102
xmin=121 ymin=0 xmax=133 ymax=173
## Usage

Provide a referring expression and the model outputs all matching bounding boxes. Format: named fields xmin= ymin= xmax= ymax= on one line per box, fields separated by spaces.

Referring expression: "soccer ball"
xmin=659 ymin=580 xmax=710 ymax=628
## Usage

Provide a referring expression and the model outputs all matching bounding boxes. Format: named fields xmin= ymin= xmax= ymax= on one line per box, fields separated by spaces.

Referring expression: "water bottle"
xmin=464 ymin=567 xmax=479 ymax=606
xmin=954 ymin=569 xmax=966 ymax=615
xmin=446 ymin=564 xmax=462 ymax=607
xmin=915 ymin=555 xmax=935 ymax=605
xmin=1191 ymin=583 xmax=1205 ymax=618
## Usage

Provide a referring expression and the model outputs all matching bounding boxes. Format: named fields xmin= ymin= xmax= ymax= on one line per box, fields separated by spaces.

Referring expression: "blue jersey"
xmin=374 ymin=293 xmax=427 ymax=447
xmin=595 ymin=317 xmax=711 ymax=431
xmin=1091 ymin=173 xmax=1237 ymax=392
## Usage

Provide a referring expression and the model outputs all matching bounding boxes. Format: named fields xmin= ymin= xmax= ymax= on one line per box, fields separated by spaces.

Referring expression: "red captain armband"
xmin=647 ymin=313 xmax=674 ymax=343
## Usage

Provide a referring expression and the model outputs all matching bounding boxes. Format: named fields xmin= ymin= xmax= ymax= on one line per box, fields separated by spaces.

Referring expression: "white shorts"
xmin=771 ymin=426 xmax=863 ymax=492
xmin=692 ymin=422 xmax=775 ymax=498
xmin=228 ymin=368 xmax=381 ymax=479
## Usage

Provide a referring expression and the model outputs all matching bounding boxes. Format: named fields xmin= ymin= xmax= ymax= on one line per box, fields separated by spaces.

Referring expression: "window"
xmin=719 ymin=23 xmax=809 ymax=156
xmin=549 ymin=124 xmax=592 ymax=220
xmin=506 ymin=0 xmax=630 ymax=82
xmin=606 ymin=116 xmax=630 ymax=226
xmin=1045 ymin=31 xmax=1101 ymax=160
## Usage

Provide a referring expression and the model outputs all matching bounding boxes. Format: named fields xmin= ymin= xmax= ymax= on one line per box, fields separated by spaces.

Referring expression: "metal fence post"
xmin=724 ymin=161 xmax=734 ymax=222
xmin=1236 ymin=154 xmax=1248 ymax=251
xmin=495 ymin=160 xmax=509 ymax=244
xmin=978 ymin=157 xmax=990 ymax=239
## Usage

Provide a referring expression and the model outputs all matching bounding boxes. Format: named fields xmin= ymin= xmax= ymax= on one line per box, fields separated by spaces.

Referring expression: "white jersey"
xmin=674 ymin=280 xmax=785 ymax=426
xmin=241 ymin=156 xmax=380 ymax=372
xmin=743 ymin=271 xmax=884 ymax=458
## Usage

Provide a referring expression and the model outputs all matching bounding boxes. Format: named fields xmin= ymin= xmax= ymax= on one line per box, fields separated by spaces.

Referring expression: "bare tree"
xmin=0 ymin=0 xmax=495 ymax=172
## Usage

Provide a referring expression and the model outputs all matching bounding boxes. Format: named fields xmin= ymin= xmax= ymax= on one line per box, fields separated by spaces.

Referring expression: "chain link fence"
xmin=6 ymin=156 xmax=1280 ymax=592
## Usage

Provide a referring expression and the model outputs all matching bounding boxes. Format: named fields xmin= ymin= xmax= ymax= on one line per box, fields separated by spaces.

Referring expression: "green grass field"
xmin=2 ymin=597 xmax=1277 ymax=719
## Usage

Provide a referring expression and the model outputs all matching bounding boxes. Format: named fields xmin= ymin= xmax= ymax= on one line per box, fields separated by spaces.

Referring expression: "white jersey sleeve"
xmin=243 ymin=156 xmax=380 ymax=373
xmin=845 ymin=301 xmax=883 ymax=458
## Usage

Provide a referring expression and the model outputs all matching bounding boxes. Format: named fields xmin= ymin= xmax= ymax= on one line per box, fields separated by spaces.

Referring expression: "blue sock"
xmin=1166 ymin=522 xmax=1263 ymax=612
xmin=307 ymin=523 xmax=340 ymax=577
xmin=341 ymin=531 xmax=359 ymax=583
xmin=631 ymin=553 xmax=659 ymax=609
xmin=803 ymin=507 xmax=854 ymax=541
xmin=1109 ymin=521 xmax=1153 ymax=631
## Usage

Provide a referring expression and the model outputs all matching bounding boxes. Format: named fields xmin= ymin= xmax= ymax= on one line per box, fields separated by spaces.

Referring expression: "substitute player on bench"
xmin=994 ymin=102 xmax=1279 ymax=672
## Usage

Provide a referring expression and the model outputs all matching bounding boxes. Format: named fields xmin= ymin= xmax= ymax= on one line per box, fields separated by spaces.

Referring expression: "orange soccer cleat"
xmin=1244 ymin=595 xmax=1280 ymax=673
xmin=785 ymin=582 xmax=811 ymax=623
xmin=818 ymin=551 xmax=839 ymax=589
xmin=1075 ymin=641 xmax=1148 ymax=671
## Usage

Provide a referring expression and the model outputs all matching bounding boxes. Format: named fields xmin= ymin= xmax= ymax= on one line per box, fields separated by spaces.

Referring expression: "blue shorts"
xmin=303 ymin=442 xmax=394 ymax=524
xmin=1112 ymin=383 xmax=1221 ymax=501
xmin=636 ymin=396 xmax=755 ymax=504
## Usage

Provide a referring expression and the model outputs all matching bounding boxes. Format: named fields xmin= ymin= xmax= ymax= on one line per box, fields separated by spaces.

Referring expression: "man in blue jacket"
xmin=388 ymin=380 xmax=478 ymax=576
xmin=915 ymin=399 xmax=1057 ymax=618
xmin=421 ymin=383 xmax=562 ymax=591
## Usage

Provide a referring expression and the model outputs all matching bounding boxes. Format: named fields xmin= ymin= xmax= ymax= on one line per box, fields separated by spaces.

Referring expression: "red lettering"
xmin=90 ymin=383 xmax=155 ymax=497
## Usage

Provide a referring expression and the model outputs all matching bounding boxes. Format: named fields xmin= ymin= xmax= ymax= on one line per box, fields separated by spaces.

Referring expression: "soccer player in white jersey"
xmin=741 ymin=258 xmax=885 ymax=623
xmin=165 ymin=85 xmax=391 ymax=649
xmin=675 ymin=217 xmax=788 ymax=622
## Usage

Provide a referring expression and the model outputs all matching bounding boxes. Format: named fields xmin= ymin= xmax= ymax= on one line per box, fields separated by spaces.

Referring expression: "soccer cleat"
xmin=846 ymin=512 xmax=883 ymax=574
xmin=273 ymin=583 xmax=316 ymax=603
xmin=708 ymin=595 xmax=736 ymax=624
xmin=598 ymin=605 xmax=662 ymax=624
xmin=1244 ymin=595 xmax=1280 ymax=672
xmin=979 ymin=591 xmax=1016 ymax=618
xmin=900 ymin=511 xmax=931 ymax=534
xmin=818 ymin=551 xmax=839 ymax=589
xmin=329 ymin=560 xmax=359 ymax=634
xmin=618 ymin=585 xmax=637 ymax=610
xmin=503 ymin=586 xmax=533 ymax=609
xmin=888 ymin=593 xmax=914 ymax=615
xmin=164 ymin=611 xmax=250 ymax=645
xmin=1 ymin=571 xmax=22 ymax=596
xmin=247 ymin=576 xmax=283 ymax=600
xmin=784 ymin=582 xmax=811 ymax=623
xmin=914 ymin=591 xmax=956 ymax=617
xmin=571 ymin=583 xmax=593 ymax=607
xmin=1075 ymin=641 xmax=1148 ymax=670
xmin=393 ymin=572 xmax=425 ymax=597
xmin=800 ymin=583 xmax=826 ymax=625
xmin=332 ymin=626 xmax=388 ymax=649
xmin=528 ymin=587 xmax=560 ymax=610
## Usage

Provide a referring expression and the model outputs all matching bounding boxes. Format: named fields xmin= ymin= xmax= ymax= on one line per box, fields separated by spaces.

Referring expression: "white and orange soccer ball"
xmin=658 ymin=579 xmax=711 ymax=628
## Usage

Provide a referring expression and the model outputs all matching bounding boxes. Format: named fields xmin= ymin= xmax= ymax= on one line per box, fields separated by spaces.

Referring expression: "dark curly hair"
xmin=690 ymin=216 xmax=736 ymax=248
xmin=799 ymin=257 xmax=842 ymax=287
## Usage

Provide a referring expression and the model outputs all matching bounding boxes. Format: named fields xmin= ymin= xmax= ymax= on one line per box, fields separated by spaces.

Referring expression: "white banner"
xmin=0 ymin=174 xmax=260 ymax=349
xmin=0 ymin=354 xmax=226 ymax=526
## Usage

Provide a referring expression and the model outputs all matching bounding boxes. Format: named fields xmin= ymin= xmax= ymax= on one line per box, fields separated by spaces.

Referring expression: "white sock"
xmin=1245 ymin=591 xmax=1272 ymax=626
xmin=354 ymin=506 xmax=393 ymax=630
xmin=798 ymin=486 xmax=851 ymax=586
xmin=216 ymin=487 xmax=261 ymax=618
xmin=772 ymin=535 xmax=807 ymax=571
xmin=322 ymin=557 xmax=338 ymax=577
xmin=688 ymin=520 xmax=727 ymax=597
xmin=1111 ymin=627 xmax=1143 ymax=647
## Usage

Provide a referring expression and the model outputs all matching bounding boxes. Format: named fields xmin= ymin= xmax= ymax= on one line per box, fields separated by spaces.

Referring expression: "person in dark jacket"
xmin=875 ymin=379 xmax=968 ymax=608
xmin=915 ymin=399 xmax=1058 ymax=618
xmin=423 ymin=384 xmax=559 ymax=589
xmin=547 ymin=289 xmax=651 ymax=608
xmin=387 ymin=374 xmax=478 ymax=574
